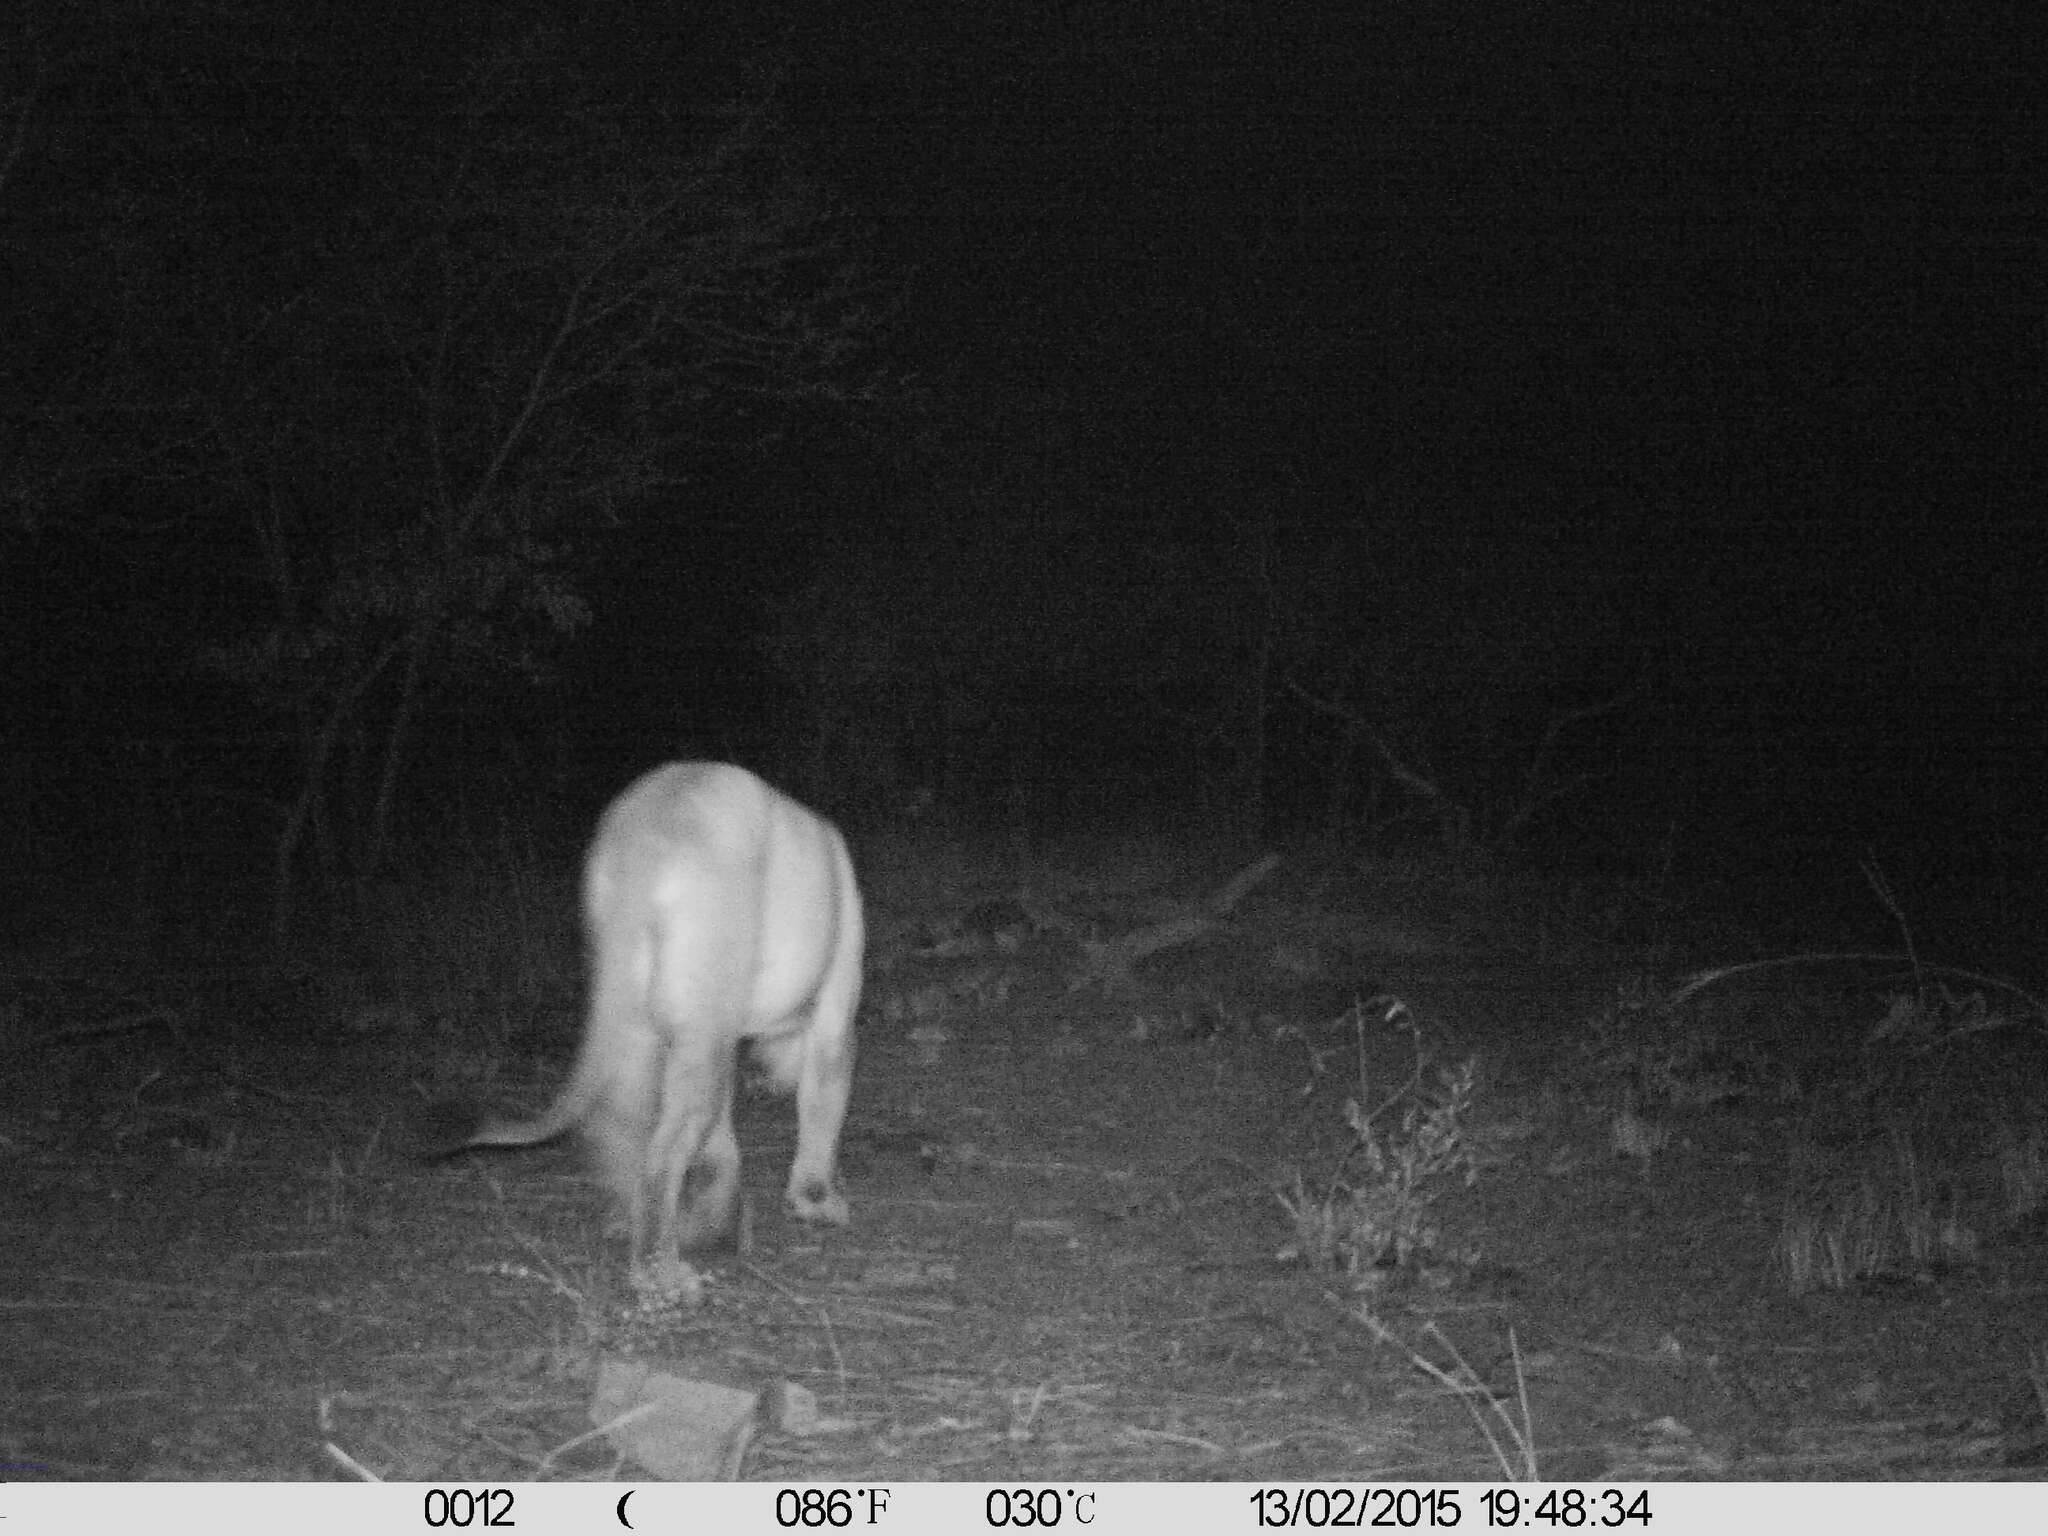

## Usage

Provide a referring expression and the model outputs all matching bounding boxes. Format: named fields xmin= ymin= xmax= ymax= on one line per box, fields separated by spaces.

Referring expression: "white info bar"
xmin=0 ymin=1480 xmax=2041 ymax=1534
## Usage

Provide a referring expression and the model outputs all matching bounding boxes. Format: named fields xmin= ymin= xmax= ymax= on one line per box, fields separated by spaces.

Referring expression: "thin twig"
xmin=1668 ymin=954 xmax=2047 ymax=1027
xmin=1859 ymin=853 xmax=1923 ymax=994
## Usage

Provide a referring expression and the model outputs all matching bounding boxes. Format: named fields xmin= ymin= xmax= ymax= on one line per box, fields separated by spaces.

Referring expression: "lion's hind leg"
xmin=640 ymin=1030 xmax=743 ymax=1269
xmin=757 ymin=1020 xmax=855 ymax=1228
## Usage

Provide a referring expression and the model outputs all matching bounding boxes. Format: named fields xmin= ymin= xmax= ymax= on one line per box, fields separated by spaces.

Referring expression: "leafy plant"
xmin=1277 ymin=996 xmax=1480 ymax=1280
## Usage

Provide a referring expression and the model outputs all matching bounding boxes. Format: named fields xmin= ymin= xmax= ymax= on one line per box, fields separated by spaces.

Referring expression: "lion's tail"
xmin=420 ymin=996 xmax=619 ymax=1158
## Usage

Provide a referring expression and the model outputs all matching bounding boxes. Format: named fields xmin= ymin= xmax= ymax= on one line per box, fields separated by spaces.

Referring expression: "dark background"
xmin=2 ymin=0 xmax=2039 ymax=956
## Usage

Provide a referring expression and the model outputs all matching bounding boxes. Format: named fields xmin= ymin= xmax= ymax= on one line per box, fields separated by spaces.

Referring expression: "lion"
xmin=435 ymin=763 xmax=862 ymax=1293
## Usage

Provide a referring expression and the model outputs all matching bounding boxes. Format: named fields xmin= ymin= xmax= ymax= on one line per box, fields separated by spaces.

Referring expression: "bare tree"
xmin=1288 ymin=656 xmax=1631 ymax=859
xmin=191 ymin=29 xmax=888 ymax=940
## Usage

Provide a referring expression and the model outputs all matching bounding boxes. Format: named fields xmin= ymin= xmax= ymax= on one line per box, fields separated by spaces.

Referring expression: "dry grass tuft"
xmin=1777 ymin=1128 xmax=1980 ymax=1294
xmin=1275 ymin=996 xmax=1480 ymax=1282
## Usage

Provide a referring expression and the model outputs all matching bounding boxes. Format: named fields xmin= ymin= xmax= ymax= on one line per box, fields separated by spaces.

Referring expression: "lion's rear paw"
xmin=628 ymin=1253 xmax=706 ymax=1309
xmin=787 ymin=1178 xmax=850 ymax=1227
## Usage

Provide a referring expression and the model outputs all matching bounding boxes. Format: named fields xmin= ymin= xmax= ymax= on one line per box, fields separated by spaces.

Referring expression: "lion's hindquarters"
xmin=617 ymin=768 xmax=862 ymax=1269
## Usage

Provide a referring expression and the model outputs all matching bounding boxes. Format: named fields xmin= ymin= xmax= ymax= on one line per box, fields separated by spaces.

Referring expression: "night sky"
xmin=1 ymin=0 xmax=2040 ymax=946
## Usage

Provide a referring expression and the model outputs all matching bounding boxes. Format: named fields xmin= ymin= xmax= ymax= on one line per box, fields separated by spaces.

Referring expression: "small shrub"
xmin=1276 ymin=997 xmax=1480 ymax=1282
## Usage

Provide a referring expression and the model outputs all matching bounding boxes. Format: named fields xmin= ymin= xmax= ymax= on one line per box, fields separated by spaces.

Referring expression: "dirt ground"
xmin=3 ymin=843 xmax=2044 ymax=1481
